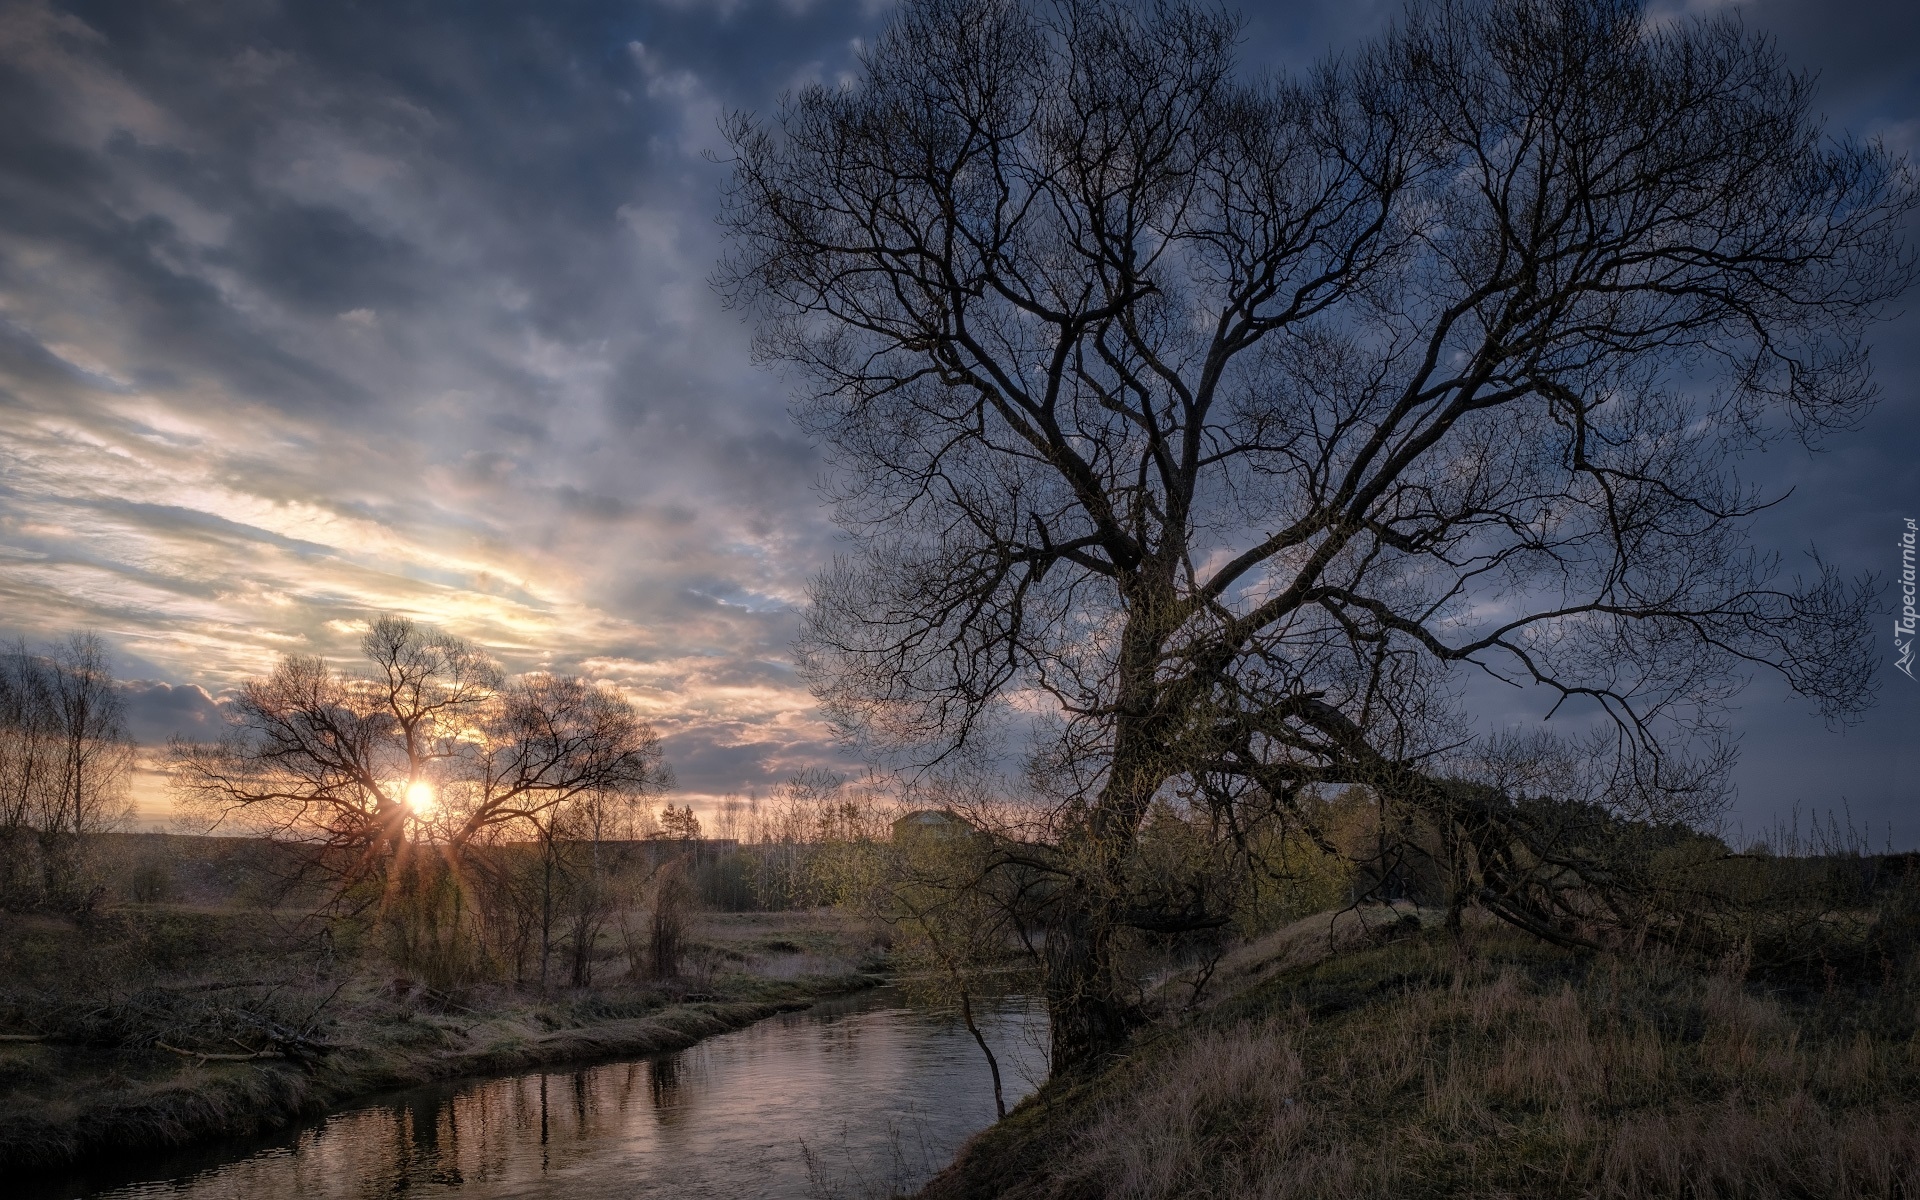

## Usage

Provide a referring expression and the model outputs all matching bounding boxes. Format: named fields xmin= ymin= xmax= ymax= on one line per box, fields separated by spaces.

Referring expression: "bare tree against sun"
xmin=719 ymin=0 xmax=1915 ymax=1068
xmin=168 ymin=616 xmax=671 ymax=899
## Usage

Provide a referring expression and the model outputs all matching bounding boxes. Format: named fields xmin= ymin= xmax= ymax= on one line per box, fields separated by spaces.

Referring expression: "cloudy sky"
xmin=0 ymin=0 xmax=1915 ymax=838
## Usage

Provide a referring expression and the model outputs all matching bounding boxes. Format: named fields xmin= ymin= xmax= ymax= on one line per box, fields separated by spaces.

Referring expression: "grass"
xmin=0 ymin=903 xmax=886 ymax=1174
xmin=919 ymin=910 xmax=1920 ymax=1200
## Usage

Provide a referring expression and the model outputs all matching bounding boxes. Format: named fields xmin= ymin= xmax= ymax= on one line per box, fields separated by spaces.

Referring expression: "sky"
xmin=0 ymin=0 xmax=1914 ymax=839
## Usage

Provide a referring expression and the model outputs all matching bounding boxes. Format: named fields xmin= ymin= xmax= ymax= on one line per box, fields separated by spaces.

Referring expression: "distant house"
xmin=890 ymin=809 xmax=973 ymax=843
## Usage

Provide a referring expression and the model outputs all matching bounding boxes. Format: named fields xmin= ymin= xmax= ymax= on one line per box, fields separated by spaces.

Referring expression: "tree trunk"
xmin=538 ymin=845 xmax=555 ymax=993
xmin=1045 ymin=889 xmax=1134 ymax=1073
xmin=957 ymin=982 xmax=1007 ymax=1119
xmin=1044 ymin=610 xmax=1169 ymax=1073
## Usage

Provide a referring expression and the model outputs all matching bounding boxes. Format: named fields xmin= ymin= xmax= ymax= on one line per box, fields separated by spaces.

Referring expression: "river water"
xmin=27 ymin=990 xmax=1049 ymax=1200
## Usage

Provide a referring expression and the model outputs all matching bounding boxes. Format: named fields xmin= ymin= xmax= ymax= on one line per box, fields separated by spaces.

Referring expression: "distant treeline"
xmin=64 ymin=813 xmax=873 ymax=993
xmin=86 ymin=826 xmax=862 ymax=915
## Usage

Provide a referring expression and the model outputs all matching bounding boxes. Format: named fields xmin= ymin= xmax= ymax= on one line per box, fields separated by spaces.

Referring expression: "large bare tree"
xmin=719 ymin=0 xmax=1914 ymax=1069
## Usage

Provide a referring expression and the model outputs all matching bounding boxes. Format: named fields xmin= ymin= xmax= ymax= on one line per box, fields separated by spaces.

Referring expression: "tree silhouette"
xmin=169 ymin=616 xmax=671 ymax=895
xmin=719 ymin=0 xmax=1915 ymax=1068
xmin=659 ymin=803 xmax=702 ymax=841
xmin=0 ymin=634 xmax=133 ymax=910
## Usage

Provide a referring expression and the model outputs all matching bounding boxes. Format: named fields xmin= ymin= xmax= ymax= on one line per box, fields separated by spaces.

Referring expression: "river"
xmin=25 ymin=989 xmax=1049 ymax=1200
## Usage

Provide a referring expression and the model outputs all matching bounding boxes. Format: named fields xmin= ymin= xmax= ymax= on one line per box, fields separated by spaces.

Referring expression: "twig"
xmin=297 ymin=979 xmax=350 ymax=1034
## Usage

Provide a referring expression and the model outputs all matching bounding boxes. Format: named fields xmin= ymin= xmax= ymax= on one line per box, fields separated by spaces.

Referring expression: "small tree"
xmin=713 ymin=795 xmax=745 ymax=842
xmin=812 ymin=782 xmax=1045 ymax=1119
xmin=169 ymin=616 xmax=673 ymax=977
xmin=888 ymin=833 xmax=1025 ymax=1118
xmin=533 ymin=789 xmax=642 ymax=991
xmin=0 ymin=634 xmax=133 ymax=912
xmin=659 ymin=803 xmax=702 ymax=841
xmin=647 ymin=859 xmax=694 ymax=979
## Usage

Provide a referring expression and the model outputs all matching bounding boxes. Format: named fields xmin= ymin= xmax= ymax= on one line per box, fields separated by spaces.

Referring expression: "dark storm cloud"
xmin=0 ymin=0 xmax=1912 ymax=833
xmin=119 ymin=680 xmax=225 ymax=746
xmin=0 ymin=95 xmax=379 ymax=416
xmin=224 ymin=201 xmax=425 ymax=317
xmin=659 ymin=721 xmax=849 ymax=800
xmin=551 ymin=485 xmax=635 ymax=522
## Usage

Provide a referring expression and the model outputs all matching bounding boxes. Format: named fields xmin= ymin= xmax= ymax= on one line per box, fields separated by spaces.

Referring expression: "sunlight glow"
xmin=405 ymin=780 xmax=437 ymax=815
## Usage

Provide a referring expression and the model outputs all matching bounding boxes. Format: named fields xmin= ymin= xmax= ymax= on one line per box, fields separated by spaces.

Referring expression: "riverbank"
xmin=919 ymin=909 xmax=1920 ymax=1199
xmin=0 ymin=908 xmax=887 ymax=1174
xmin=21 ymin=983 xmax=1047 ymax=1200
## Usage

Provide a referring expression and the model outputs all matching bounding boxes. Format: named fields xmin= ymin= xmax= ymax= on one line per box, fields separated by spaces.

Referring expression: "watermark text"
xmin=1898 ymin=517 xmax=1917 ymax=679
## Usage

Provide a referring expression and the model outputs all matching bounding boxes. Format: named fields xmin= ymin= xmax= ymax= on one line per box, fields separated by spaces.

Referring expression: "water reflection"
xmin=31 ymin=991 xmax=1047 ymax=1200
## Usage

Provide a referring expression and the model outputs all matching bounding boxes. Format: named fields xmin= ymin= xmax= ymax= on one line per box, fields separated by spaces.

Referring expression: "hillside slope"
xmin=920 ymin=914 xmax=1920 ymax=1200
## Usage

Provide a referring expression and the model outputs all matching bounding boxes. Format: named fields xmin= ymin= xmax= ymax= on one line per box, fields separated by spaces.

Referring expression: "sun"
xmin=405 ymin=780 xmax=437 ymax=815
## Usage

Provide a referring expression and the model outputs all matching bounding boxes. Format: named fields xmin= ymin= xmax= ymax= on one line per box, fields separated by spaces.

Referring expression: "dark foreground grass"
xmin=920 ymin=916 xmax=1920 ymax=1200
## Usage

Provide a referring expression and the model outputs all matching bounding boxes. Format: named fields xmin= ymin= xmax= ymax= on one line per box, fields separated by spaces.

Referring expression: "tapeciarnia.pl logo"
xmin=1899 ymin=517 xmax=1917 ymax=680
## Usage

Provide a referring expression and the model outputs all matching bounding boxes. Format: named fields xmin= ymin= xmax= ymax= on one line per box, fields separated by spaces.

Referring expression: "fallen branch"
xmin=0 ymin=1033 xmax=45 ymax=1043
xmin=144 ymin=979 xmax=277 ymax=994
xmin=155 ymin=1041 xmax=284 ymax=1064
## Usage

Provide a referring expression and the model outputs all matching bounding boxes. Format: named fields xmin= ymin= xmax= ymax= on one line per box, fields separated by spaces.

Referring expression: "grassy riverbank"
xmin=0 ymin=904 xmax=885 ymax=1173
xmin=919 ymin=910 xmax=1920 ymax=1200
